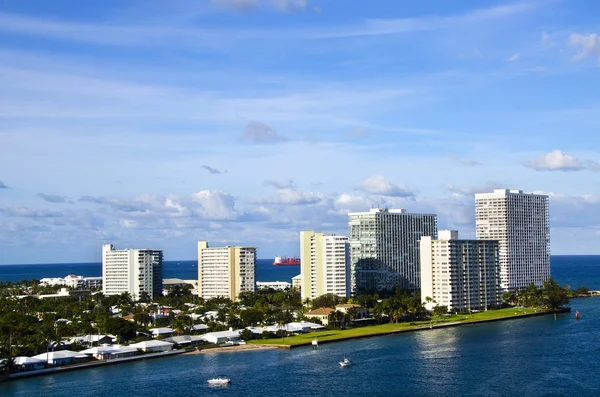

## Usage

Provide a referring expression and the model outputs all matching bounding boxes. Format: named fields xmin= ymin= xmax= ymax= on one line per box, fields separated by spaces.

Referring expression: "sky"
xmin=1 ymin=0 xmax=600 ymax=264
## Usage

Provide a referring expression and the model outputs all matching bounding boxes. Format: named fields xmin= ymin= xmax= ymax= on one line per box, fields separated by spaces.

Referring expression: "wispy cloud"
xmin=37 ymin=193 xmax=73 ymax=204
xmin=210 ymin=0 xmax=307 ymax=12
xmin=0 ymin=2 xmax=537 ymax=47
xmin=264 ymin=179 xmax=295 ymax=189
xmin=570 ymin=33 xmax=600 ymax=62
xmin=243 ymin=121 xmax=287 ymax=144
xmin=0 ymin=206 xmax=63 ymax=218
xmin=201 ymin=165 xmax=224 ymax=175
xmin=507 ymin=53 xmax=520 ymax=62
xmin=448 ymin=154 xmax=481 ymax=166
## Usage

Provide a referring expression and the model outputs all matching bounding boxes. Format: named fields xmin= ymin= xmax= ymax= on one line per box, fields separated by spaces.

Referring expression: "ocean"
xmin=0 ymin=259 xmax=300 ymax=284
xmin=0 ymin=255 xmax=598 ymax=289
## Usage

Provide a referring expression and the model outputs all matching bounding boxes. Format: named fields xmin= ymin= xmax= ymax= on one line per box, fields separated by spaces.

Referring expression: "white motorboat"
xmin=207 ymin=376 xmax=231 ymax=386
xmin=339 ymin=357 xmax=352 ymax=367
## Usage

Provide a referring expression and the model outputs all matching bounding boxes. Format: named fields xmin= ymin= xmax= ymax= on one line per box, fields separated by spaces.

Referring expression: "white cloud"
xmin=358 ymin=175 xmax=416 ymax=197
xmin=524 ymin=150 xmax=584 ymax=172
xmin=570 ymin=33 xmax=600 ymax=62
xmin=258 ymin=188 xmax=323 ymax=205
xmin=507 ymin=53 xmax=520 ymax=62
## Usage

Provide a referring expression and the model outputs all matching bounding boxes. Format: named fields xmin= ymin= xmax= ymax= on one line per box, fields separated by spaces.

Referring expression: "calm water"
xmin=0 ymin=255 xmax=598 ymax=289
xmin=0 ymin=259 xmax=300 ymax=284
xmin=1 ymin=297 xmax=598 ymax=396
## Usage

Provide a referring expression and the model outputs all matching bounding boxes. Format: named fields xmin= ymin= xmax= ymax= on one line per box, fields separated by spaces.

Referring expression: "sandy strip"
xmin=186 ymin=344 xmax=283 ymax=354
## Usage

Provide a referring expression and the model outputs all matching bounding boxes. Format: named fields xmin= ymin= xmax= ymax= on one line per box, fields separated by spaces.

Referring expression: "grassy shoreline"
xmin=247 ymin=307 xmax=571 ymax=348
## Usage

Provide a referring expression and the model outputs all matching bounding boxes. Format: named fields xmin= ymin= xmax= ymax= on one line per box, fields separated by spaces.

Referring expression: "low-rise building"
xmin=256 ymin=281 xmax=291 ymax=290
xmin=129 ymin=340 xmax=173 ymax=352
xmin=14 ymin=356 xmax=46 ymax=371
xmin=200 ymin=330 xmax=241 ymax=344
xmin=304 ymin=308 xmax=335 ymax=326
xmin=149 ymin=327 xmax=175 ymax=338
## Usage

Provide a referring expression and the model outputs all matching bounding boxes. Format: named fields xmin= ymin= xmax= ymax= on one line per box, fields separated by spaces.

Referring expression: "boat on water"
xmin=207 ymin=376 xmax=231 ymax=386
xmin=272 ymin=256 xmax=301 ymax=266
xmin=339 ymin=357 xmax=352 ymax=367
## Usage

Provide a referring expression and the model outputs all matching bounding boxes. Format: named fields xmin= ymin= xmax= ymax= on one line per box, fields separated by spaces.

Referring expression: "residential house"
xmin=304 ymin=308 xmax=335 ymax=326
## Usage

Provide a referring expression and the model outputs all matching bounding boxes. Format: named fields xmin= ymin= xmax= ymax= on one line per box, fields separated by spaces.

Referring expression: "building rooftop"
xmin=305 ymin=308 xmax=335 ymax=316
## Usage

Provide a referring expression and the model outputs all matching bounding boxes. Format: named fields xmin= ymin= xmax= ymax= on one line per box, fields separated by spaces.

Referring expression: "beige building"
xmin=420 ymin=230 xmax=501 ymax=313
xmin=197 ymin=241 xmax=256 ymax=300
xmin=292 ymin=274 xmax=302 ymax=292
xmin=300 ymin=231 xmax=350 ymax=301
xmin=304 ymin=307 xmax=334 ymax=325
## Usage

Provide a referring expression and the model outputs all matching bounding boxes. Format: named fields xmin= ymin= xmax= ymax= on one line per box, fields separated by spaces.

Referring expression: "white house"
xmin=200 ymin=330 xmax=241 ymax=344
xmin=149 ymin=327 xmax=174 ymax=338
xmin=14 ymin=356 xmax=46 ymax=371
xmin=163 ymin=335 xmax=204 ymax=346
xmin=129 ymin=340 xmax=173 ymax=352
xmin=32 ymin=350 xmax=88 ymax=366
xmin=191 ymin=324 xmax=209 ymax=333
xmin=80 ymin=345 xmax=138 ymax=360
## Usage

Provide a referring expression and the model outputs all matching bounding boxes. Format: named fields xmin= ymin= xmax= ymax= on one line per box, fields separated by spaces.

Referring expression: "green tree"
xmin=542 ymin=278 xmax=570 ymax=309
xmin=432 ymin=305 xmax=448 ymax=317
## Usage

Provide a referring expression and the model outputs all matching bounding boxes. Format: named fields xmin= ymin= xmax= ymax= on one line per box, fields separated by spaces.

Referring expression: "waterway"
xmin=2 ymin=297 xmax=598 ymax=396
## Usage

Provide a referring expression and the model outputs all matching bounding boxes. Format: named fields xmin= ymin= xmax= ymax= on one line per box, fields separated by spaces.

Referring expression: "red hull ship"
xmin=273 ymin=256 xmax=300 ymax=266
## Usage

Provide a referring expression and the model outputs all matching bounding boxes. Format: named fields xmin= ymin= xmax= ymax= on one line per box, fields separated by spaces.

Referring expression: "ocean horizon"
xmin=0 ymin=255 xmax=599 ymax=289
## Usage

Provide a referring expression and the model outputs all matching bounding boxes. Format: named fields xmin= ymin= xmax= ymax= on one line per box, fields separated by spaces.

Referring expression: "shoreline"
xmin=5 ymin=307 xmax=571 ymax=382
xmin=249 ymin=307 xmax=571 ymax=349
xmin=185 ymin=344 xmax=283 ymax=354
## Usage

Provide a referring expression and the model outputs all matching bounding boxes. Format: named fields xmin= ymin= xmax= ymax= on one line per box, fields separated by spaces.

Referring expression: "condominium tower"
xmin=475 ymin=189 xmax=550 ymax=291
xmin=197 ymin=241 xmax=256 ymax=300
xmin=102 ymin=244 xmax=163 ymax=299
xmin=420 ymin=230 xmax=501 ymax=313
xmin=349 ymin=208 xmax=438 ymax=293
xmin=299 ymin=231 xmax=350 ymax=301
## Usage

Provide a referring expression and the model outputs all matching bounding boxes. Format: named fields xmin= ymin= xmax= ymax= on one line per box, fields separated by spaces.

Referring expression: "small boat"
xmin=339 ymin=357 xmax=352 ymax=367
xmin=207 ymin=376 xmax=231 ymax=386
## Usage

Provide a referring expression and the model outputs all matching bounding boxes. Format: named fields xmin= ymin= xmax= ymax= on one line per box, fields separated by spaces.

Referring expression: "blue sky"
xmin=1 ymin=0 xmax=600 ymax=264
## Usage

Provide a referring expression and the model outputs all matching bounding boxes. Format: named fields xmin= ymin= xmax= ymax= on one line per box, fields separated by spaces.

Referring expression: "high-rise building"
xmin=197 ymin=241 xmax=256 ymax=300
xmin=420 ymin=230 xmax=501 ymax=313
xmin=299 ymin=231 xmax=350 ymax=301
xmin=102 ymin=244 xmax=163 ymax=299
xmin=475 ymin=189 xmax=550 ymax=291
xmin=348 ymin=208 xmax=437 ymax=293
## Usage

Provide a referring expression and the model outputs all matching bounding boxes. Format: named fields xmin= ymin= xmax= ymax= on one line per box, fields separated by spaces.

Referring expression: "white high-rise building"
xmin=349 ymin=208 xmax=437 ymax=293
xmin=102 ymin=244 xmax=163 ymax=299
xmin=197 ymin=241 xmax=256 ymax=300
xmin=300 ymin=231 xmax=350 ymax=301
xmin=420 ymin=230 xmax=501 ymax=313
xmin=475 ymin=189 xmax=550 ymax=291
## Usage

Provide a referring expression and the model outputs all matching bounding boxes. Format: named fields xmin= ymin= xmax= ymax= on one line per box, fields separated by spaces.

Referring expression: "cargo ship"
xmin=273 ymin=256 xmax=301 ymax=266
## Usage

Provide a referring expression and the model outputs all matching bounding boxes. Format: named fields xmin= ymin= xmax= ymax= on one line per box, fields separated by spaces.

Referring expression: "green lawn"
xmin=248 ymin=306 xmax=550 ymax=347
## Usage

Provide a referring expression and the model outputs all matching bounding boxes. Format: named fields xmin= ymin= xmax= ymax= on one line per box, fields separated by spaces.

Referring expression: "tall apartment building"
xmin=420 ymin=230 xmax=501 ymax=313
xmin=349 ymin=208 xmax=437 ymax=293
xmin=197 ymin=241 xmax=256 ymax=300
xmin=102 ymin=244 xmax=163 ymax=299
xmin=299 ymin=231 xmax=350 ymax=301
xmin=475 ymin=189 xmax=550 ymax=291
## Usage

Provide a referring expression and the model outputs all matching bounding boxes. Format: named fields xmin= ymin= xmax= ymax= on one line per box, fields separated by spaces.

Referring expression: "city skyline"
xmin=1 ymin=0 xmax=600 ymax=264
